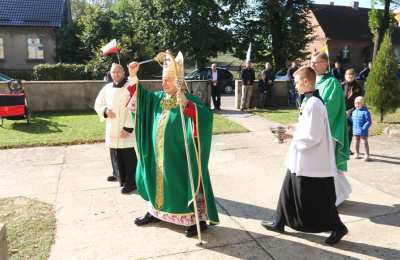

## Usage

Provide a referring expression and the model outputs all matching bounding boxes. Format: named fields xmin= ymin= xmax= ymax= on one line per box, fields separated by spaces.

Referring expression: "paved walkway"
xmin=1 ymin=97 xmax=400 ymax=259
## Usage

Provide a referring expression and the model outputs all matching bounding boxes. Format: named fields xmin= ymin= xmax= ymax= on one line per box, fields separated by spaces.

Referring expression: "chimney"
xmin=330 ymin=2 xmax=334 ymax=6
xmin=353 ymin=1 xmax=359 ymax=10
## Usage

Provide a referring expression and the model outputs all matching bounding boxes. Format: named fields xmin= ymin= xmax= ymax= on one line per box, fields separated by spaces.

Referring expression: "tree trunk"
xmin=380 ymin=108 xmax=384 ymax=122
xmin=372 ymin=0 xmax=391 ymax=60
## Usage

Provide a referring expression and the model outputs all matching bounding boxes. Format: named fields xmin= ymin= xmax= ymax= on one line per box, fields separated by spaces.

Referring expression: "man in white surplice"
xmin=94 ymin=63 xmax=137 ymax=194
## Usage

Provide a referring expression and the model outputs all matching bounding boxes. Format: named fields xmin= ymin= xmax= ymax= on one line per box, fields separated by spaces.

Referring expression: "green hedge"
xmin=33 ymin=63 xmax=88 ymax=80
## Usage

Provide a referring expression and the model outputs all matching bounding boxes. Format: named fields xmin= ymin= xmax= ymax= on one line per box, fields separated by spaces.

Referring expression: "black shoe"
xmin=185 ymin=221 xmax=208 ymax=238
xmin=134 ymin=212 xmax=160 ymax=226
xmin=325 ymin=226 xmax=348 ymax=245
xmin=350 ymin=151 xmax=354 ymax=155
xmin=107 ymin=176 xmax=117 ymax=182
xmin=261 ymin=220 xmax=285 ymax=233
xmin=121 ymin=186 xmax=136 ymax=194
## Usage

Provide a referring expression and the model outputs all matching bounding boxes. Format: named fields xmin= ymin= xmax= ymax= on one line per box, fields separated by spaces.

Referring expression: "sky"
xmin=315 ymin=0 xmax=380 ymax=8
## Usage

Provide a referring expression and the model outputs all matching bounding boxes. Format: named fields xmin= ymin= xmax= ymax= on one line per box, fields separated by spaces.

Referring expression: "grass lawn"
xmin=213 ymin=113 xmax=249 ymax=135
xmin=252 ymin=108 xmax=400 ymax=136
xmin=253 ymin=108 xmax=298 ymax=126
xmin=0 ymin=197 xmax=56 ymax=260
xmin=369 ymin=109 xmax=400 ymax=136
xmin=0 ymin=111 xmax=248 ymax=149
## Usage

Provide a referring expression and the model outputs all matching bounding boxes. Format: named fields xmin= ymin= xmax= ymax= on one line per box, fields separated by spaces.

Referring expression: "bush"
xmin=33 ymin=63 xmax=88 ymax=80
xmin=365 ymin=33 xmax=400 ymax=122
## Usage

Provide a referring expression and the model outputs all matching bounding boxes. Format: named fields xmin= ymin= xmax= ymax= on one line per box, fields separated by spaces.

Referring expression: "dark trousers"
xmin=110 ymin=148 xmax=137 ymax=189
xmin=258 ymin=91 xmax=268 ymax=108
xmin=211 ymin=85 xmax=221 ymax=110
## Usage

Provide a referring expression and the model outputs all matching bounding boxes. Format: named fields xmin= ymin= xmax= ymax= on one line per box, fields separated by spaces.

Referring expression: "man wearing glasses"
xmin=311 ymin=52 xmax=352 ymax=207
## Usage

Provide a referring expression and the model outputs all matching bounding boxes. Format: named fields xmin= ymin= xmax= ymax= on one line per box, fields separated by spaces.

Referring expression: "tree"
xmin=365 ymin=33 xmax=400 ymax=122
xmin=369 ymin=0 xmax=400 ymax=60
xmin=77 ymin=6 xmax=116 ymax=60
xmin=149 ymin=0 xmax=232 ymax=67
xmin=232 ymin=0 xmax=313 ymax=70
xmin=56 ymin=21 xmax=88 ymax=63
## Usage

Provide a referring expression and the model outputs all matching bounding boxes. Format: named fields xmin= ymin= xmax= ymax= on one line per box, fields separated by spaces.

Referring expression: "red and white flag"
xmin=101 ymin=39 xmax=119 ymax=56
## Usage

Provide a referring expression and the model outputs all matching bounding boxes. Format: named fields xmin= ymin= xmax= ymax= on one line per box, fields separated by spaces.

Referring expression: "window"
xmin=27 ymin=38 xmax=44 ymax=60
xmin=0 ymin=38 xmax=4 ymax=59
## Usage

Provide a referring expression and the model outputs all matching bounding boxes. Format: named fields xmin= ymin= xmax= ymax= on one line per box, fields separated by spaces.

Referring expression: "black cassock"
xmin=274 ymin=170 xmax=346 ymax=233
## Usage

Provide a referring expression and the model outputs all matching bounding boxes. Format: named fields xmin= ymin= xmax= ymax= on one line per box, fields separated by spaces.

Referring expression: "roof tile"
xmin=0 ymin=0 xmax=66 ymax=27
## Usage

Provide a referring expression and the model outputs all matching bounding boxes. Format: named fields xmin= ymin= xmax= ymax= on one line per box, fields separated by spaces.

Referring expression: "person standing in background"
xmin=240 ymin=61 xmax=255 ymax=111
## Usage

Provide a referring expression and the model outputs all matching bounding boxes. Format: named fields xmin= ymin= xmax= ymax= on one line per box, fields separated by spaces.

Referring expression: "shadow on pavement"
xmin=289 ymin=232 xmax=400 ymax=260
xmin=216 ymin=197 xmax=276 ymax=221
xmin=203 ymin=226 xmax=362 ymax=260
xmin=370 ymin=154 xmax=400 ymax=160
xmin=367 ymin=153 xmax=400 ymax=165
xmin=217 ymin=109 xmax=249 ymax=115
xmin=339 ymin=200 xmax=400 ymax=227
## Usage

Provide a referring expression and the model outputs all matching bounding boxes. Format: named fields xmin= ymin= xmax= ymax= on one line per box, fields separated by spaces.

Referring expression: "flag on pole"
xmin=101 ymin=39 xmax=119 ymax=56
xmin=246 ymin=42 xmax=252 ymax=62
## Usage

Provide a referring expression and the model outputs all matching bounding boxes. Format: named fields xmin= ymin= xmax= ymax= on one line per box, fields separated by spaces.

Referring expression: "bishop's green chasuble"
xmin=133 ymin=84 xmax=219 ymax=225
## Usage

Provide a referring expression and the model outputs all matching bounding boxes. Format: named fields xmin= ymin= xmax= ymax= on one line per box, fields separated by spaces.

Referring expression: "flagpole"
xmin=116 ymin=51 xmax=121 ymax=64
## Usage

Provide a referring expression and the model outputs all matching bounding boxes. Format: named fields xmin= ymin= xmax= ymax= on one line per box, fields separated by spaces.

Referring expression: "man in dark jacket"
xmin=287 ymin=61 xmax=298 ymax=106
xmin=332 ymin=61 xmax=345 ymax=83
xmin=258 ymin=72 xmax=270 ymax=108
xmin=357 ymin=62 xmax=371 ymax=82
xmin=240 ymin=61 xmax=255 ymax=111
xmin=209 ymin=63 xmax=221 ymax=111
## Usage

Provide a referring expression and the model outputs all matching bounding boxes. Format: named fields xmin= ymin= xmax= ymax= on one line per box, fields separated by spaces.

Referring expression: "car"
xmin=274 ymin=69 xmax=289 ymax=81
xmin=185 ymin=67 xmax=235 ymax=94
xmin=0 ymin=73 xmax=12 ymax=82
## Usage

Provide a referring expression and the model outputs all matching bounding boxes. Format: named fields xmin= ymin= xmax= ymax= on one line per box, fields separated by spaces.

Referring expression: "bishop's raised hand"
xmin=128 ymin=62 xmax=139 ymax=78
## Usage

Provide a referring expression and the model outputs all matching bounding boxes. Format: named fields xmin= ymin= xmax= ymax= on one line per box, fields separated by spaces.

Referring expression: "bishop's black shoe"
xmin=185 ymin=221 xmax=208 ymax=238
xmin=261 ymin=220 xmax=285 ymax=233
xmin=134 ymin=212 xmax=160 ymax=226
xmin=121 ymin=185 xmax=136 ymax=194
xmin=325 ymin=226 xmax=348 ymax=245
xmin=107 ymin=176 xmax=117 ymax=182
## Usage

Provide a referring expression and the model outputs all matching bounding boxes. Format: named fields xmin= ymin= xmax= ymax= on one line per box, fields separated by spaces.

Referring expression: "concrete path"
xmin=1 ymin=96 xmax=400 ymax=259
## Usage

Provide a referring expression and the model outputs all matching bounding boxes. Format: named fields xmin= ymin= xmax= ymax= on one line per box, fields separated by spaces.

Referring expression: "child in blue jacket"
xmin=351 ymin=96 xmax=371 ymax=161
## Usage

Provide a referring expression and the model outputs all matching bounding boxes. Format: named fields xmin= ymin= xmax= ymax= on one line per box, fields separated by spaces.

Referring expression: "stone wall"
xmin=235 ymin=80 xmax=289 ymax=109
xmin=0 ymin=80 xmax=211 ymax=112
xmin=0 ymin=223 xmax=7 ymax=260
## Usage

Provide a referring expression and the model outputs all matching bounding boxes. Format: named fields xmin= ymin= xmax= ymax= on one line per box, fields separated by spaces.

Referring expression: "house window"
xmin=0 ymin=38 xmax=4 ymax=59
xmin=27 ymin=38 xmax=44 ymax=60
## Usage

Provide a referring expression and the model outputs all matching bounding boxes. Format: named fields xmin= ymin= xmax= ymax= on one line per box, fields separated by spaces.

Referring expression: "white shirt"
xmin=94 ymin=81 xmax=135 ymax=149
xmin=212 ymin=70 xmax=218 ymax=81
xmin=285 ymin=96 xmax=337 ymax=178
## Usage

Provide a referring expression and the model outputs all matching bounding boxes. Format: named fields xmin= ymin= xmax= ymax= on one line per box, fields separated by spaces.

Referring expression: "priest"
xmin=262 ymin=66 xmax=348 ymax=245
xmin=94 ymin=63 xmax=137 ymax=194
xmin=311 ymin=52 xmax=351 ymax=206
xmin=128 ymin=51 xmax=219 ymax=238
